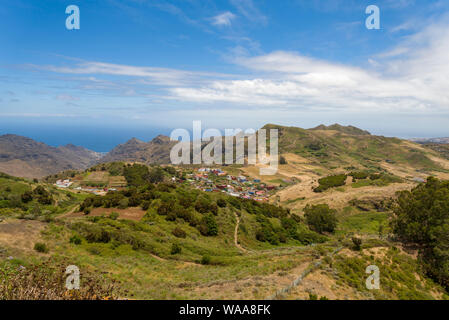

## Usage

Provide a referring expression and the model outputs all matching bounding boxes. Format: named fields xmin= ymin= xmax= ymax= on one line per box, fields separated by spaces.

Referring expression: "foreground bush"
xmin=0 ymin=260 xmax=121 ymax=300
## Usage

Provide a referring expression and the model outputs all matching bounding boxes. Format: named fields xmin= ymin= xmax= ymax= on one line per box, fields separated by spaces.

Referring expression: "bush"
xmin=69 ymin=234 xmax=82 ymax=245
xmin=170 ymin=243 xmax=182 ymax=255
xmin=216 ymin=199 xmax=227 ymax=208
xmin=141 ymin=200 xmax=151 ymax=211
xmin=280 ymin=155 xmax=288 ymax=165
xmin=172 ymin=227 xmax=187 ymax=238
xmin=370 ymin=173 xmax=381 ymax=180
xmin=21 ymin=191 xmax=33 ymax=203
xmin=348 ymin=171 xmax=369 ymax=180
xmin=304 ymin=204 xmax=338 ymax=234
xmin=201 ymin=255 xmax=211 ymax=265
xmin=351 ymin=237 xmax=362 ymax=251
xmin=34 ymin=242 xmax=49 ymax=253
xmin=118 ymin=199 xmax=129 ymax=209
xmin=313 ymin=174 xmax=347 ymax=193
xmin=110 ymin=212 xmax=119 ymax=220
xmin=198 ymin=214 xmax=218 ymax=236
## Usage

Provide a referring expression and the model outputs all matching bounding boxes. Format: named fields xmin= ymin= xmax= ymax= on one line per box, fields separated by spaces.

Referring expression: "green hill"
xmin=262 ymin=124 xmax=445 ymax=172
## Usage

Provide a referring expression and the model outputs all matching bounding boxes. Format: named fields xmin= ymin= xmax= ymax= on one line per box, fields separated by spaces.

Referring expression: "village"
xmin=53 ymin=166 xmax=283 ymax=202
xmin=183 ymin=168 xmax=279 ymax=202
xmin=54 ymin=179 xmax=116 ymax=196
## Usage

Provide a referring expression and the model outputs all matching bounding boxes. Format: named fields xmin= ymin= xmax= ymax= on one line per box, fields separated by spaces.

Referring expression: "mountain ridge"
xmin=0 ymin=134 xmax=102 ymax=178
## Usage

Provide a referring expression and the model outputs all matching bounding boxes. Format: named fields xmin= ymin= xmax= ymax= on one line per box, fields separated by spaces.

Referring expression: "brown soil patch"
xmin=0 ymin=219 xmax=46 ymax=253
xmin=286 ymin=269 xmax=366 ymax=300
xmin=63 ymin=207 xmax=147 ymax=221
xmin=278 ymin=181 xmax=414 ymax=212
xmin=179 ymin=256 xmax=313 ymax=299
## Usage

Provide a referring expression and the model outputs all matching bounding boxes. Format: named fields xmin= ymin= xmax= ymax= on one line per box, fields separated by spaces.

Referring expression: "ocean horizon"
xmin=0 ymin=122 xmax=172 ymax=153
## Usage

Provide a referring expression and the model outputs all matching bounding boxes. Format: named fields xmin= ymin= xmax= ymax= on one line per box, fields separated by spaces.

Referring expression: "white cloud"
xmin=29 ymin=18 xmax=449 ymax=117
xmin=230 ymin=0 xmax=267 ymax=25
xmin=30 ymin=61 xmax=232 ymax=87
xmin=211 ymin=11 xmax=236 ymax=27
xmin=169 ymin=19 xmax=449 ymax=114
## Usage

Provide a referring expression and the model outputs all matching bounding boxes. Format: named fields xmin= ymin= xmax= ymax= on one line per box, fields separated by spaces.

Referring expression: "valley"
xmin=1 ymin=124 xmax=449 ymax=300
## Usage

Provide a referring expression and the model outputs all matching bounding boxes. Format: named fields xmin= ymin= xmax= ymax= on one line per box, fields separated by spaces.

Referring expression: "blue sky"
xmin=1 ymin=0 xmax=449 ymax=150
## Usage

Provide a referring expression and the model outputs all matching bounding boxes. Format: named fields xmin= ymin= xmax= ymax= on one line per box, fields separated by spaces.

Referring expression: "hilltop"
xmin=0 ymin=134 xmax=102 ymax=179
xmin=99 ymin=135 xmax=177 ymax=164
xmin=261 ymin=124 xmax=445 ymax=172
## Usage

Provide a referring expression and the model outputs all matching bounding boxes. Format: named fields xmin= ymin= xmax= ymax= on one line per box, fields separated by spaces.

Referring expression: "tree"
xmin=198 ymin=214 xmax=218 ymax=236
xmin=391 ymin=177 xmax=449 ymax=289
xmin=123 ymin=164 xmax=150 ymax=187
xmin=304 ymin=204 xmax=338 ymax=234
xmin=148 ymin=167 xmax=165 ymax=183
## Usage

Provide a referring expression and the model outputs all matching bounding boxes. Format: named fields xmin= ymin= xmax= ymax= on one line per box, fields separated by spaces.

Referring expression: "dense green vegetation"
xmin=0 ymin=174 xmax=84 ymax=219
xmin=314 ymin=174 xmax=347 ymax=193
xmin=391 ymin=177 xmax=449 ymax=290
xmin=304 ymin=204 xmax=338 ymax=234
xmin=78 ymin=174 xmax=322 ymax=246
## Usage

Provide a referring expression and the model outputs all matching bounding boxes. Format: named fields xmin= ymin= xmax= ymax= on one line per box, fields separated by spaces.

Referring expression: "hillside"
xmin=1 ymin=165 xmax=448 ymax=300
xmin=100 ymin=135 xmax=177 ymax=164
xmin=0 ymin=135 xmax=102 ymax=179
xmin=2 ymin=124 xmax=445 ymax=180
xmin=2 ymin=125 xmax=449 ymax=300
xmin=262 ymin=124 xmax=445 ymax=173
xmin=97 ymin=124 xmax=447 ymax=174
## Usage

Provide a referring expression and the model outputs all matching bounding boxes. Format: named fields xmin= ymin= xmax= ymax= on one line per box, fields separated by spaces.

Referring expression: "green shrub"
xmin=280 ymin=155 xmax=288 ymax=165
xmin=314 ymin=174 xmax=347 ymax=193
xmin=370 ymin=173 xmax=381 ymax=180
xmin=304 ymin=204 xmax=338 ymax=234
xmin=34 ymin=242 xmax=49 ymax=253
xmin=351 ymin=237 xmax=362 ymax=251
xmin=348 ymin=171 xmax=369 ymax=180
xmin=141 ymin=200 xmax=151 ymax=211
xmin=201 ymin=255 xmax=211 ymax=265
xmin=172 ymin=227 xmax=187 ymax=238
xmin=118 ymin=199 xmax=129 ymax=209
xmin=198 ymin=214 xmax=218 ymax=236
xmin=170 ymin=243 xmax=182 ymax=255
xmin=216 ymin=199 xmax=227 ymax=208
xmin=69 ymin=234 xmax=82 ymax=245
xmin=110 ymin=212 xmax=119 ymax=220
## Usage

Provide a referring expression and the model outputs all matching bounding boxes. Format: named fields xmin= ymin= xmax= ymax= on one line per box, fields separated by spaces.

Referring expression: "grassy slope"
xmin=263 ymin=124 xmax=446 ymax=172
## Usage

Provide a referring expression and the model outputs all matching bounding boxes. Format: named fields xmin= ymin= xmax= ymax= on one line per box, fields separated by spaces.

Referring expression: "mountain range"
xmin=1 ymin=124 xmax=447 ymax=178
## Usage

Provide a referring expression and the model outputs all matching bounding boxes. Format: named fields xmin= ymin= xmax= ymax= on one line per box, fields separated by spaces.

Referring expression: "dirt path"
xmin=57 ymin=204 xmax=79 ymax=219
xmin=233 ymin=212 xmax=247 ymax=253
xmin=266 ymin=246 xmax=343 ymax=300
